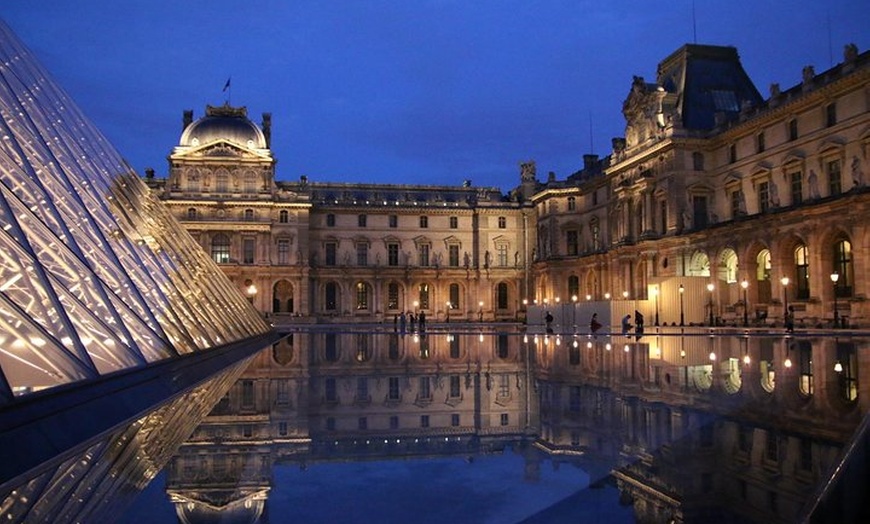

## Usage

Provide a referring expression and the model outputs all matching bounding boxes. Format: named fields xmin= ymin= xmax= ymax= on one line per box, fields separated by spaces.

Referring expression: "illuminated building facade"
xmin=146 ymin=43 xmax=868 ymax=328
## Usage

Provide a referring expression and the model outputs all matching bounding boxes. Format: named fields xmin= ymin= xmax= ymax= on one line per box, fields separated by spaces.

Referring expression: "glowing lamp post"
xmin=831 ymin=273 xmax=840 ymax=328
xmin=478 ymin=300 xmax=484 ymax=322
xmin=706 ymin=283 xmax=715 ymax=326
xmin=246 ymin=283 xmax=257 ymax=305
xmin=651 ymin=285 xmax=659 ymax=326
xmin=781 ymin=277 xmax=789 ymax=322
xmin=678 ymin=284 xmax=685 ymax=327
xmin=446 ymin=301 xmax=451 ymax=323
xmin=740 ymin=279 xmax=749 ymax=327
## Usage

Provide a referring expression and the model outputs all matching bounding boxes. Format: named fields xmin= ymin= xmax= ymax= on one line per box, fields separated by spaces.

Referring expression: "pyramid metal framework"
xmin=0 ymin=20 xmax=270 ymax=401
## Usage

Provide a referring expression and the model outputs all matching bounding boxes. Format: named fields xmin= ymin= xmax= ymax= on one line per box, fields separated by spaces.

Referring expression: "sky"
xmin=3 ymin=1 xmax=868 ymax=192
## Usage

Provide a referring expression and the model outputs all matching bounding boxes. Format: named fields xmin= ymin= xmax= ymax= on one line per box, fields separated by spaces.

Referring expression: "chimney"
xmin=583 ymin=154 xmax=599 ymax=171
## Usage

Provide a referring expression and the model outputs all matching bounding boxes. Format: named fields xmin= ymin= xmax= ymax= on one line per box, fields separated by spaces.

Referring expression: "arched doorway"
xmin=272 ymin=279 xmax=294 ymax=313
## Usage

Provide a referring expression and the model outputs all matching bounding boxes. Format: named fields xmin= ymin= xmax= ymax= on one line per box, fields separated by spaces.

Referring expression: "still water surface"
xmin=59 ymin=327 xmax=869 ymax=522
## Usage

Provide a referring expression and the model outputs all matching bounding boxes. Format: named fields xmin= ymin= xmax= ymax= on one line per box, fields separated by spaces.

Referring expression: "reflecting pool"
xmin=9 ymin=326 xmax=868 ymax=523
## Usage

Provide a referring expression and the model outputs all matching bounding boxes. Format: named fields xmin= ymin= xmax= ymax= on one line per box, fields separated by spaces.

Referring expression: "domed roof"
xmin=179 ymin=103 xmax=267 ymax=149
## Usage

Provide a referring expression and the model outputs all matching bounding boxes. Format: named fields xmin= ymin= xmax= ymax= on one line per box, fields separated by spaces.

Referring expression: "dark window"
xmin=420 ymin=415 xmax=430 ymax=428
xmin=451 ymin=414 xmax=460 ymax=427
xmin=500 ymin=413 xmax=509 ymax=426
xmin=449 ymin=335 xmax=460 ymax=358
xmin=729 ymin=144 xmax=737 ymax=163
xmin=790 ymin=171 xmax=803 ymax=205
xmin=692 ymin=152 xmax=705 ymax=171
xmin=389 ymin=416 xmax=399 ymax=429
xmin=758 ymin=182 xmax=770 ymax=213
xmin=730 ymin=190 xmax=741 ymax=218
xmin=497 ymin=282 xmax=509 ymax=309
xmin=243 ymin=238 xmax=255 ymax=264
xmin=419 ymin=216 xmax=428 ymax=228
xmin=279 ymin=210 xmax=288 ymax=223
xmin=692 ymin=195 xmax=708 ymax=228
xmin=566 ymin=230 xmax=579 ymax=256
xmin=418 ymin=244 xmax=430 ymax=266
xmin=244 ymin=209 xmax=254 ymax=221
xmin=388 ymin=283 xmax=400 ymax=310
xmin=448 ymin=245 xmax=460 ymax=266
xmin=659 ymin=200 xmax=667 ymax=233
xmin=326 ymin=214 xmax=335 ymax=227
xmin=449 ymin=216 xmax=458 ymax=228
xmin=834 ymin=240 xmax=853 ymax=297
xmin=795 ymin=245 xmax=810 ymax=300
xmin=568 ymin=275 xmax=580 ymax=298
xmin=497 ymin=334 xmax=509 ymax=358
xmin=325 ymin=242 xmax=337 ymax=266
xmin=825 ymin=103 xmax=837 ymax=127
xmin=498 ymin=216 xmax=507 ymax=229
xmin=449 ymin=283 xmax=460 ymax=310
xmin=356 ymin=243 xmax=368 ymax=266
xmin=567 ymin=196 xmax=576 ymax=211
xmin=241 ymin=379 xmax=255 ymax=408
xmin=788 ymin=119 xmax=798 ymax=141
xmin=389 ymin=215 xmax=398 ymax=228
xmin=325 ymin=282 xmax=337 ymax=311
xmin=388 ymin=377 xmax=400 ymax=400
xmin=358 ymin=214 xmax=367 ymax=227
xmin=187 ymin=208 xmax=197 ymax=220
xmin=358 ymin=417 xmax=367 ymax=430
xmin=325 ymin=378 xmax=337 ymax=401
xmin=449 ymin=375 xmax=460 ymax=397
xmin=388 ymin=243 xmax=399 ymax=266
xmin=827 ymin=159 xmax=841 ymax=196
xmin=756 ymin=132 xmax=765 ymax=153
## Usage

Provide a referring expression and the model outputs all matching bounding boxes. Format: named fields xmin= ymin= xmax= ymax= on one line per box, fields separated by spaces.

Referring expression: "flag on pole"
xmin=223 ymin=77 xmax=231 ymax=92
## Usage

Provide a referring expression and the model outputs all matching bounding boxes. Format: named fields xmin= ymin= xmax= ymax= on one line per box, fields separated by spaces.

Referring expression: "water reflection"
xmin=151 ymin=328 xmax=868 ymax=523
xmin=6 ymin=328 xmax=865 ymax=522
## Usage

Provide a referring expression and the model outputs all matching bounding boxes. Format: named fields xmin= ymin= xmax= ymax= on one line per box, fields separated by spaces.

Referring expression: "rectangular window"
xmin=790 ymin=171 xmax=803 ymax=205
xmin=325 ymin=242 xmax=337 ymax=266
xmin=729 ymin=144 xmax=737 ymax=163
xmin=766 ymin=432 xmax=778 ymax=462
xmin=569 ymin=386 xmax=581 ymax=412
xmin=498 ymin=373 xmax=509 ymax=398
xmin=358 ymin=417 xmax=367 ymax=430
xmin=758 ymin=182 xmax=770 ymax=213
xmin=448 ymin=245 xmax=460 ymax=267
xmin=418 ymin=244 xmax=430 ymax=266
xmin=388 ymin=243 xmax=399 ymax=266
xmin=356 ymin=243 xmax=368 ymax=266
xmin=500 ymin=413 xmax=509 ymax=426
xmin=828 ymin=159 xmax=841 ymax=196
xmin=388 ymin=283 xmax=399 ymax=310
xmin=241 ymin=379 xmax=255 ymax=408
xmin=730 ymin=190 xmax=741 ymax=218
xmin=389 ymin=415 xmax=399 ymax=430
xmin=788 ymin=119 xmax=798 ymax=141
xmin=419 ymin=216 xmax=428 ymax=228
xmin=449 ymin=375 xmax=461 ymax=398
xmin=449 ymin=216 xmax=458 ymax=228
xmin=421 ymin=415 xmax=429 ymax=428
xmin=419 ymin=376 xmax=431 ymax=400
xmin=326 ymin=213 xmax=335 ymax=227
xmin=277 ymin=239 xmax=290 ymax=265
xmin=358 ymin=214 xmax=367 ymax=227
xmin=692 ymin=195 xmax=708 ymax=228
xmin=326 ymin=417 xmax=335 ymax=430
xmin=659 ymin=199 xmax=667 ymax=233
xmin=389 ymin=215 xmax=398 ymax=228
xmin=825 ymin=103 xmax=837 ymax=127
xmin=566 ymin=230 xmax=579 ymax=256
xmin=451 ymin=414 xmax=460 ymax=427
xmin=449 ymin=284 xmax=460 ymax=311
xmin=498 ymin=216 xmax=507 ymax=228
xmin=567 ymin=196 xmax=576 ymax=211
xmin=388 ymin=377 xmax=400 ymax=400
xmin=356 ymin=377 xmax=368 ymax=402
xmin=243 ymin=238 xmax=255 ymax=264
xmin=278 ymin=421 xmax=288 ymax=436
xmin=756 ymin=132 xmax=765 ymax=153
xmin=692 ymin=152 xmax=705 ymax=171
xmin=325 ymin=378 xmax=336 ymax=402
xmin=497 ymin=244 xmax=508 ymax=266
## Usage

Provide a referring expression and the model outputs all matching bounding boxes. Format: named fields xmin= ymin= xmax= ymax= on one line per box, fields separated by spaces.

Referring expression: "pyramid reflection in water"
xmin=0 ymin=20 xmax=270 ymax=400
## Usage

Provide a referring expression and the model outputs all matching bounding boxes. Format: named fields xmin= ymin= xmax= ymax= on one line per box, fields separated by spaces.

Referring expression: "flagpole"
xmin=223 ymin=76 xmax=232 ymax=105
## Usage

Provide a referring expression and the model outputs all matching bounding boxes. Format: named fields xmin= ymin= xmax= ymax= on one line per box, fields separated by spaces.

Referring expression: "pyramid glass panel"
xmin=0 ymin=20 xmax=270 ymax=398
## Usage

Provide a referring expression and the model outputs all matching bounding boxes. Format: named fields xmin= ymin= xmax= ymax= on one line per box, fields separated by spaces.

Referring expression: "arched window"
xmin=356 ymin=282 xmax=369 ymax=310
xmin=567 ymin=196 xmax=576 ymax=211
xmin=211 ymin=234 xmax=230 ymax=263
xmin=387 ymin=283 xmax=400 ymax=310
xmin=834 ymin=239 xmax=852 ymax=297
xmin=568 ymin=275 xmax=580 ymax=298
xmin=794 ymin=244 xmax=810 ymax=300
xmin=756 ymin=249 xmax=772 ymax=303
xmin=449 ymin=283 xmax=460 ymax=309
xmin=497 ymin=282 xmax=509 ymax=309
xmin=836 ymin=342 xmax=858 ymax=402
xmin=244 ymin=209 xmax=254 ymax=221
xmin=215 ymin=170 xmax=229 ymax=193
xmin=797 ymin=341 xmax=813 ymax=396
xmin=325 ymin=282 xmax=338 ymax=311
xmin=418 ymin=283 xmax=430 ymax=310
xmin=720 ymin=249 xmax=738 ymax=283
xmin=279 ymin=210 xmax=289 ymax=223
xmin=187 ymin=208 xmax=197 ymax=220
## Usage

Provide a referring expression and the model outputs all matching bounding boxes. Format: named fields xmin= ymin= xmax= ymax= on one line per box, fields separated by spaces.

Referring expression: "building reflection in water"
xmin=162 ymin=328 xmax=868 ymax=523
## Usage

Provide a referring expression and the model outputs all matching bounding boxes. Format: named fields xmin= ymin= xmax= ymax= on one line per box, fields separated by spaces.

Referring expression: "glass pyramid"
xmin=0 ymin=20 xmax=270 ymax=399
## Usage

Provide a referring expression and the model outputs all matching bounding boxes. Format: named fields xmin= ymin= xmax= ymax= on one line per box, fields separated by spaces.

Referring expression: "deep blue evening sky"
xmin=3 ymin=1 xmax=868 ymax=192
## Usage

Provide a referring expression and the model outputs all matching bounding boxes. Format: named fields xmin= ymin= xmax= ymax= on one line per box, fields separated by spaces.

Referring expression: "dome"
xmin=179 ymin=103 xmax=267 ymax=149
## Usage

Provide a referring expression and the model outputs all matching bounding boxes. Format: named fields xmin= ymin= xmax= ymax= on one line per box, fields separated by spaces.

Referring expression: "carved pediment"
xmin=172 ymin=139 xmax=272 ymax=161
xmin=622 ymin=76 xmax=668 ymax=149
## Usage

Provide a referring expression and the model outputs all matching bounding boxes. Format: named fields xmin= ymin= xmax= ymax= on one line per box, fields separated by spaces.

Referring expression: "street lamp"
xmin=622 ymin=290 xmax=629 ymax=299
xmin=781 ymin=277 xmax=789 ymax=324
xmin=831 ymin=272 xmax=840 ymax=328
xmin=446 ymin=301 xmax=451 ymax=323
xmin=571 ymin=295 xmax=578 ymax=328
xmin=604 ymin=292 xmax=611 ymax=300
xmin=246 ymin=283 xmax=257 ymax=305
xmin=651 ymin=285 xmax=660 ymax=326
xmin=678 ymin=284 xmax=685 ymax=327
xmin=706 ymin=283 xmax=715 ymax=326
xmin=478 ymin=300 xmax=484 ymax=322
xmin=740 ymin=279 xmax=749 ymax=327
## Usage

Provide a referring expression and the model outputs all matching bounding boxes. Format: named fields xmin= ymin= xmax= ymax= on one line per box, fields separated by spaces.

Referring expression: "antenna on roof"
xmin=588 ymin=111 xmax=594 ymax=153
xmin=692 ymin=1 xmax=697 ymax=44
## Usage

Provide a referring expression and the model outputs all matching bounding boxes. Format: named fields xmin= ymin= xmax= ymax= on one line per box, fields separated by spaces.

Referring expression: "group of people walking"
xmin=394 ymin=311 xmax=426 ymax=334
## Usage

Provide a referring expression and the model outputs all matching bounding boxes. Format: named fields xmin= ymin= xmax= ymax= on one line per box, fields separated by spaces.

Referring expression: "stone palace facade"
xmin=145 ymin=43 xmax=869 ymax=327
